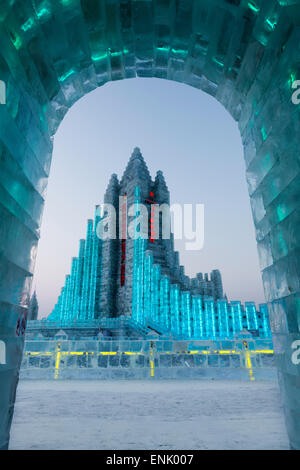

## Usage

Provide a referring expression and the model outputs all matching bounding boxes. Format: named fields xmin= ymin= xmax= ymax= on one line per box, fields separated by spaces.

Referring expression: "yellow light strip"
xmin=54 ymin=346 xmax=61 ymax=380
xmin=25 ymin=352 xmax=52 ymax=356
xmin=25 ymin=350 xmax=274 ymax=356
xmin=189 ymin=350 xmax=239 ymax=355
xmin=124 ymin=352 xmax=142 ymax=355
xmin=150 ymin=345 xmax=154 ymax=378
xmin=245 ymin=349 xmax=255 ymax=382
xmin=99 ymin=352 xmax=117 ymax=355
xmin=25 ymin=348 xmax=273 ymax=383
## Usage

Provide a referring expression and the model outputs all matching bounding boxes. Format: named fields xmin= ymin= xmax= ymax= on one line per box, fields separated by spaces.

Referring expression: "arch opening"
xmin=35 ymin=78 xmax=264 ymax=319
xmin=0 ymin=0 xmax=300 ymax=450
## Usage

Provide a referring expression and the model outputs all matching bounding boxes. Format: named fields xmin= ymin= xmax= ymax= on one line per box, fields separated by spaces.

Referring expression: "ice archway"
xmin=0 ymin=0 xmax=300 ymax=449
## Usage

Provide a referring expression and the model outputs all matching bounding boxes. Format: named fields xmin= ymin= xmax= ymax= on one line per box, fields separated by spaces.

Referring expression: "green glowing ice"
xmin=0 ymin=0 xmax=300 ymax=452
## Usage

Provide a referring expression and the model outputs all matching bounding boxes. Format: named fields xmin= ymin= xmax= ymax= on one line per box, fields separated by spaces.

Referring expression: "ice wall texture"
xmin=0 ymin=0 xmax=300 ymax=449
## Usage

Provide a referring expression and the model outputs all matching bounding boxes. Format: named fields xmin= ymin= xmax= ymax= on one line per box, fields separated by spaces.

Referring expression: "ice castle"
xmin=47 ymin=148 xmax=271 ymax=340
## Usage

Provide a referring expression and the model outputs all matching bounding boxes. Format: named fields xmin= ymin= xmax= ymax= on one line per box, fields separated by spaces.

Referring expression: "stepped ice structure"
xmin=48 ymin=148 xmax=271 ymax=341
xmin=0 ymin=0 xmax=300 ymax=450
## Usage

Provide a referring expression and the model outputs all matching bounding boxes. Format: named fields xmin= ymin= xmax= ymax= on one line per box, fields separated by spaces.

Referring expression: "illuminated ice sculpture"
xmin=0 ymin=0 xmax=300 ymax=450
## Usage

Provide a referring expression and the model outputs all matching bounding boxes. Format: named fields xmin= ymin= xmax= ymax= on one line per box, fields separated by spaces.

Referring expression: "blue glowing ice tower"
xmin=49 ymin=148 xmax=271 ymax=342
xmin=49 ymin=208 xmax=102 ymax=322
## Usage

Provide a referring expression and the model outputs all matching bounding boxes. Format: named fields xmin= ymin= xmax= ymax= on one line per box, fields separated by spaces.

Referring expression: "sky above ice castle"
xmin=34 ymin=77 xmax=265 ymax=317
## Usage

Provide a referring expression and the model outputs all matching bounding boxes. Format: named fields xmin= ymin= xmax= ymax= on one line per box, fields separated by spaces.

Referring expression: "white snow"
xmin=10 ymin=380 xmax=289 ymax=450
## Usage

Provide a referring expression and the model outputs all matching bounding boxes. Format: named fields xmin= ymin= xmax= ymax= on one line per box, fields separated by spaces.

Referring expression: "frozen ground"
xmin=10 ymin=380 xmax=289 ymax=450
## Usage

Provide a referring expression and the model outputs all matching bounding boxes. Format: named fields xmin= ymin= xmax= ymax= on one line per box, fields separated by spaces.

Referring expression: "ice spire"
xmin=29 ymin=290 xmax=39 ymax=321
xmin=120 ymin=147 xmax=151 ymax=184
xmin=104 ymin=173 xmax=120 ymax=205
xmin=154 ymin=170 xmax=170 ymax=204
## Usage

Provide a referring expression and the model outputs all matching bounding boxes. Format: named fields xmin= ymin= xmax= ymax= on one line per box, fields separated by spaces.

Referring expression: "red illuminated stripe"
xmin=120 ymin=194 xmax=127 ymax=286
xmin=146 ymin=192 xmax=157 ymax=243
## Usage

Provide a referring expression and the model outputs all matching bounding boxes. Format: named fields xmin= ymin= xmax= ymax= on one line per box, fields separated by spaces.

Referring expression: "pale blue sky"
xmin=33 ymin=77 xmax=265 ymax=317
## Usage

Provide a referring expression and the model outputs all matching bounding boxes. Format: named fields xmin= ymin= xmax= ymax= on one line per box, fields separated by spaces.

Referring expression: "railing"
xmin=27 ymin=317 xmax=157 ymax=337
xmin=28 ymin=319 xmax=101 ymax=329
xmin=28 ymin=317 xmax=143 ymax=330
xmin=21 ymin=338 xmax=275 ymax=381
xmin=27 ymin=318 xmax=270 ymax=341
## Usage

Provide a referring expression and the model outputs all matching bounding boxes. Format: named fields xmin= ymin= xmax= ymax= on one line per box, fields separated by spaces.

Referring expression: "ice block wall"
xmin=0 ymin=0 xmax=300 ymax=449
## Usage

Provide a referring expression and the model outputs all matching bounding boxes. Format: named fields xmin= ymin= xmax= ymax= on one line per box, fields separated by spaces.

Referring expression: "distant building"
xmin=29 ymin=291 xmax=39 ymax=321
xmin=48 ymin=148 xmax=271 ymax=340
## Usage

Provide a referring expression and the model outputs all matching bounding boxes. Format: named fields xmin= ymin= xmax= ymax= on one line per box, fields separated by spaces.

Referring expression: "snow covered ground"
xmin=10 ymin=380 xmax=289 ymax=450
